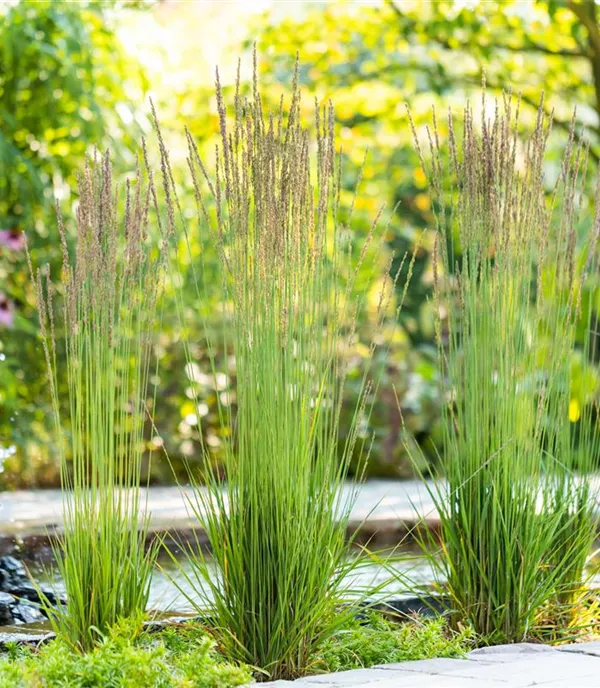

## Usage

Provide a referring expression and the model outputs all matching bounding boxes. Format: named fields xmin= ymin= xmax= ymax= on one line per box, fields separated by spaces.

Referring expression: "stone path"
xmin=3 ymin=477 xmax=600 ymax=553
xmin=0 ymin=480 xmax=438 ymax=551
xmin=259 ymin=642 xmax=600 ymax=687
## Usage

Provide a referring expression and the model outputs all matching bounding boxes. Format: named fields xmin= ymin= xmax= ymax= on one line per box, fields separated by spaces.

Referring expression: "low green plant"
xmin=148 ymin=56 xmax=408 ymax=680
xmin=408 ymin=97 xmax=600 ymax=642
xmin=28 ymin=153 xmax=161 ymax=652
xmin=315 ymin=612 xmax=474 ymax=673
xmin=0 ymin=617 xmax=250 ymax=688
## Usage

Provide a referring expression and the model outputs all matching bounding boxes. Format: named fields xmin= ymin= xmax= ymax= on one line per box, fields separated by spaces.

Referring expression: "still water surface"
xmin=34 ymin=552 xmax=437 ymax=613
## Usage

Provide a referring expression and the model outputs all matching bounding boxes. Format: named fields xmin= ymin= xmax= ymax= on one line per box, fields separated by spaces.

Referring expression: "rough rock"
xmin=11 ymin=603 xmax=46 ymax=624
xmin=0 ymin=592 xmax=16 ymax=626
xmin=0 ymin=630 xmax=55 ymax=649
xmin=0 ymin=556 xmax=56 ymax=626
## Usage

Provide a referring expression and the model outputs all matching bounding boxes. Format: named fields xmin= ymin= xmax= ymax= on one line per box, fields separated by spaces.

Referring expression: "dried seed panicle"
xmin=30 ymin=150 xmax=164 ymax=484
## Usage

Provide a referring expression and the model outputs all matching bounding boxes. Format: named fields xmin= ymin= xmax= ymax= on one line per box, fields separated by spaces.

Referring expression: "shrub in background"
xmin=149 ymin=57 xmax=409 ymax=680
xmin=29 ymin=153 xmax=161 ymax=652
xmin=410 ymin=97 xmax=600 ymax=642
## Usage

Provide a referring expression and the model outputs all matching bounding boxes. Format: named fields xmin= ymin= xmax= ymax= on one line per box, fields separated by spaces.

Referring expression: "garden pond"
xmin=38 ymin=549 xmax=437 ymax=614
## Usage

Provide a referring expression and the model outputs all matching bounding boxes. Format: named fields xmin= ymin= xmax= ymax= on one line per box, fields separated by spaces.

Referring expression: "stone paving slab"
xmin=558 ymin=640 xmax=600 ymax=657
xmin=374 ymin=656 xmax=499 ymax=672
xmin=0 ymin=480 xmax=438 ymax=551
xmin=0 ymin=476 xmax=600 ymax=556
xmin=256 ymin=643 xmax=600 ymax=687
xmin=4 ymin=477 xmax=600 ymax=553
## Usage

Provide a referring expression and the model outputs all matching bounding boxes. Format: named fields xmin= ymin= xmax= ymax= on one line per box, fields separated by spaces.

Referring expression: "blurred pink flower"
xmin=0 ymin=294 xmax=14 ymax=328
xmin=0 ymin=228 xmax=25 ymax=251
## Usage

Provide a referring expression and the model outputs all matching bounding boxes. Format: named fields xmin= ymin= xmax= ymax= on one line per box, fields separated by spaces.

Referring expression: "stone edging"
xmin=256 ymin=642 xmax=600 ymax=687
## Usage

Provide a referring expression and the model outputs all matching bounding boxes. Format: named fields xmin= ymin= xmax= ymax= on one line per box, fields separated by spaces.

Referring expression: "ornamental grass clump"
xmin=410 ymin=96 xmax=600 ymax=643
xmin=28 ymin=152 xmax=161 ymax=652
xmin=542 ymin=123 xmax=600 ymax=632
xmin=149 ymin=58 xmax=406 ymax=680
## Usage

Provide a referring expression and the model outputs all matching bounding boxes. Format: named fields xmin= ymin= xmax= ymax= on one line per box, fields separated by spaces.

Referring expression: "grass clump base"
xmin=0 ymin=618 xmax=250 ymax=688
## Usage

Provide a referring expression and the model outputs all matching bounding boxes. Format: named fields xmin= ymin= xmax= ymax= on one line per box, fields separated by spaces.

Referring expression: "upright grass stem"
xmin=28 ymin=153 xmax=161 ymax=652
xmin=148 ymin=56 xmax=408 ymax=680
xmin=410 ymin=96 xmax=600 ymax=643
xmin=541 ymin=123 xmax=600 ymax=628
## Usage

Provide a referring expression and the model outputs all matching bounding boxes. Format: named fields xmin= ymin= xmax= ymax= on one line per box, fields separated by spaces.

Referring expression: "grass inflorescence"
xmin=28 ymin=152 xmax=162 ymax=652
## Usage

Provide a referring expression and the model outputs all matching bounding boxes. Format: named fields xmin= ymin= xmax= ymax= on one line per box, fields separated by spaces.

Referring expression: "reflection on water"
xmin=149 ymin=555 xmax=438 ymax=613
xmin=35 ymin=551 xmax=438 ymax=614
xmin=32 ymin=549 xmax=600 ymax=615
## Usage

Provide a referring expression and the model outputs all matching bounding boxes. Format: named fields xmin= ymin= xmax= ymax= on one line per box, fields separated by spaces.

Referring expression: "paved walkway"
xmin=0 ymin=480 xmax=438 ymax=551
xmin=4 ymin=477 xmax=600 ymax=552
xmin=259 ymin=642 xmax=600 ymax=687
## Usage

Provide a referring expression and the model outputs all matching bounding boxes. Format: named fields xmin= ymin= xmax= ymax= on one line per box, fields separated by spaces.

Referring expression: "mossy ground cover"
xmin=0 ymin=618 xmax=250 ymax=688
xmin=0 ymin=613 xmax=473 ymax=687
xmin=315 ymin=613 xmax=475 ymax=673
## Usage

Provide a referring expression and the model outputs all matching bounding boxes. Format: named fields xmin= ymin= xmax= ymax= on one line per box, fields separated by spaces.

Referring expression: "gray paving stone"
xmin=255 ymin=667 xmax=508 ymax=687
xmin=536 ymin=675 xmax=599 ymax=687
xmin=557 ymin=640 xmax=600 ymax=657
xmin=7 ymin=477 xmax=600 ymax=545
xmin=468 ymin=652 xmax=557 ymax=664
xmin=254 ymin=650 xmax=600 ymax=687
xmin=374 ymin=657 xmax=497 ymax=673
xmin=349 ymin=674 xmax=508 ymax=687
xmin=468 ymin=643 xmax=558 ymax=657
xmin=429 ymin=653 xmax=600 ymax=687
xmin=295 ymin=668 xmax=393 ymax=685
xmin=0 ymin=480 xmax=437 ymax=536
xmin=466 ymin=643 xmax=564 ymax=666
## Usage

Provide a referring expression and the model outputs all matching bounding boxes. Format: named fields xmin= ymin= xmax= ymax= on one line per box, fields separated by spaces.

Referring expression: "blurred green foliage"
xmin=0 ymin=0 xmax=148 ymax=485
xmin=249 ymin=0 xmax=600 ymax=475
xmin=2 ymin=0 xmax=600 ymax=486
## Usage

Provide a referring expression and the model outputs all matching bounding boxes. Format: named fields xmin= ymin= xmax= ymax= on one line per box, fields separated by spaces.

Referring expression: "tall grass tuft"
xmin=28 ymin=152 xmax=161 ymax=652
xmin=409 ymin=96 xmax=600 ymax=643
xmin=542 ymin=123 xmax=600 ymax=630
xmin=149 ymin=58 xmax=405 ymax=680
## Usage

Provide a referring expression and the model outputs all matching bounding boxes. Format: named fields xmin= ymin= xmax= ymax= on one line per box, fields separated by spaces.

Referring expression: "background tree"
xmin=384 ymin=0 xmax=600 ymax=160
xmin=0 ymin=0 xmax=148 ymax=485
